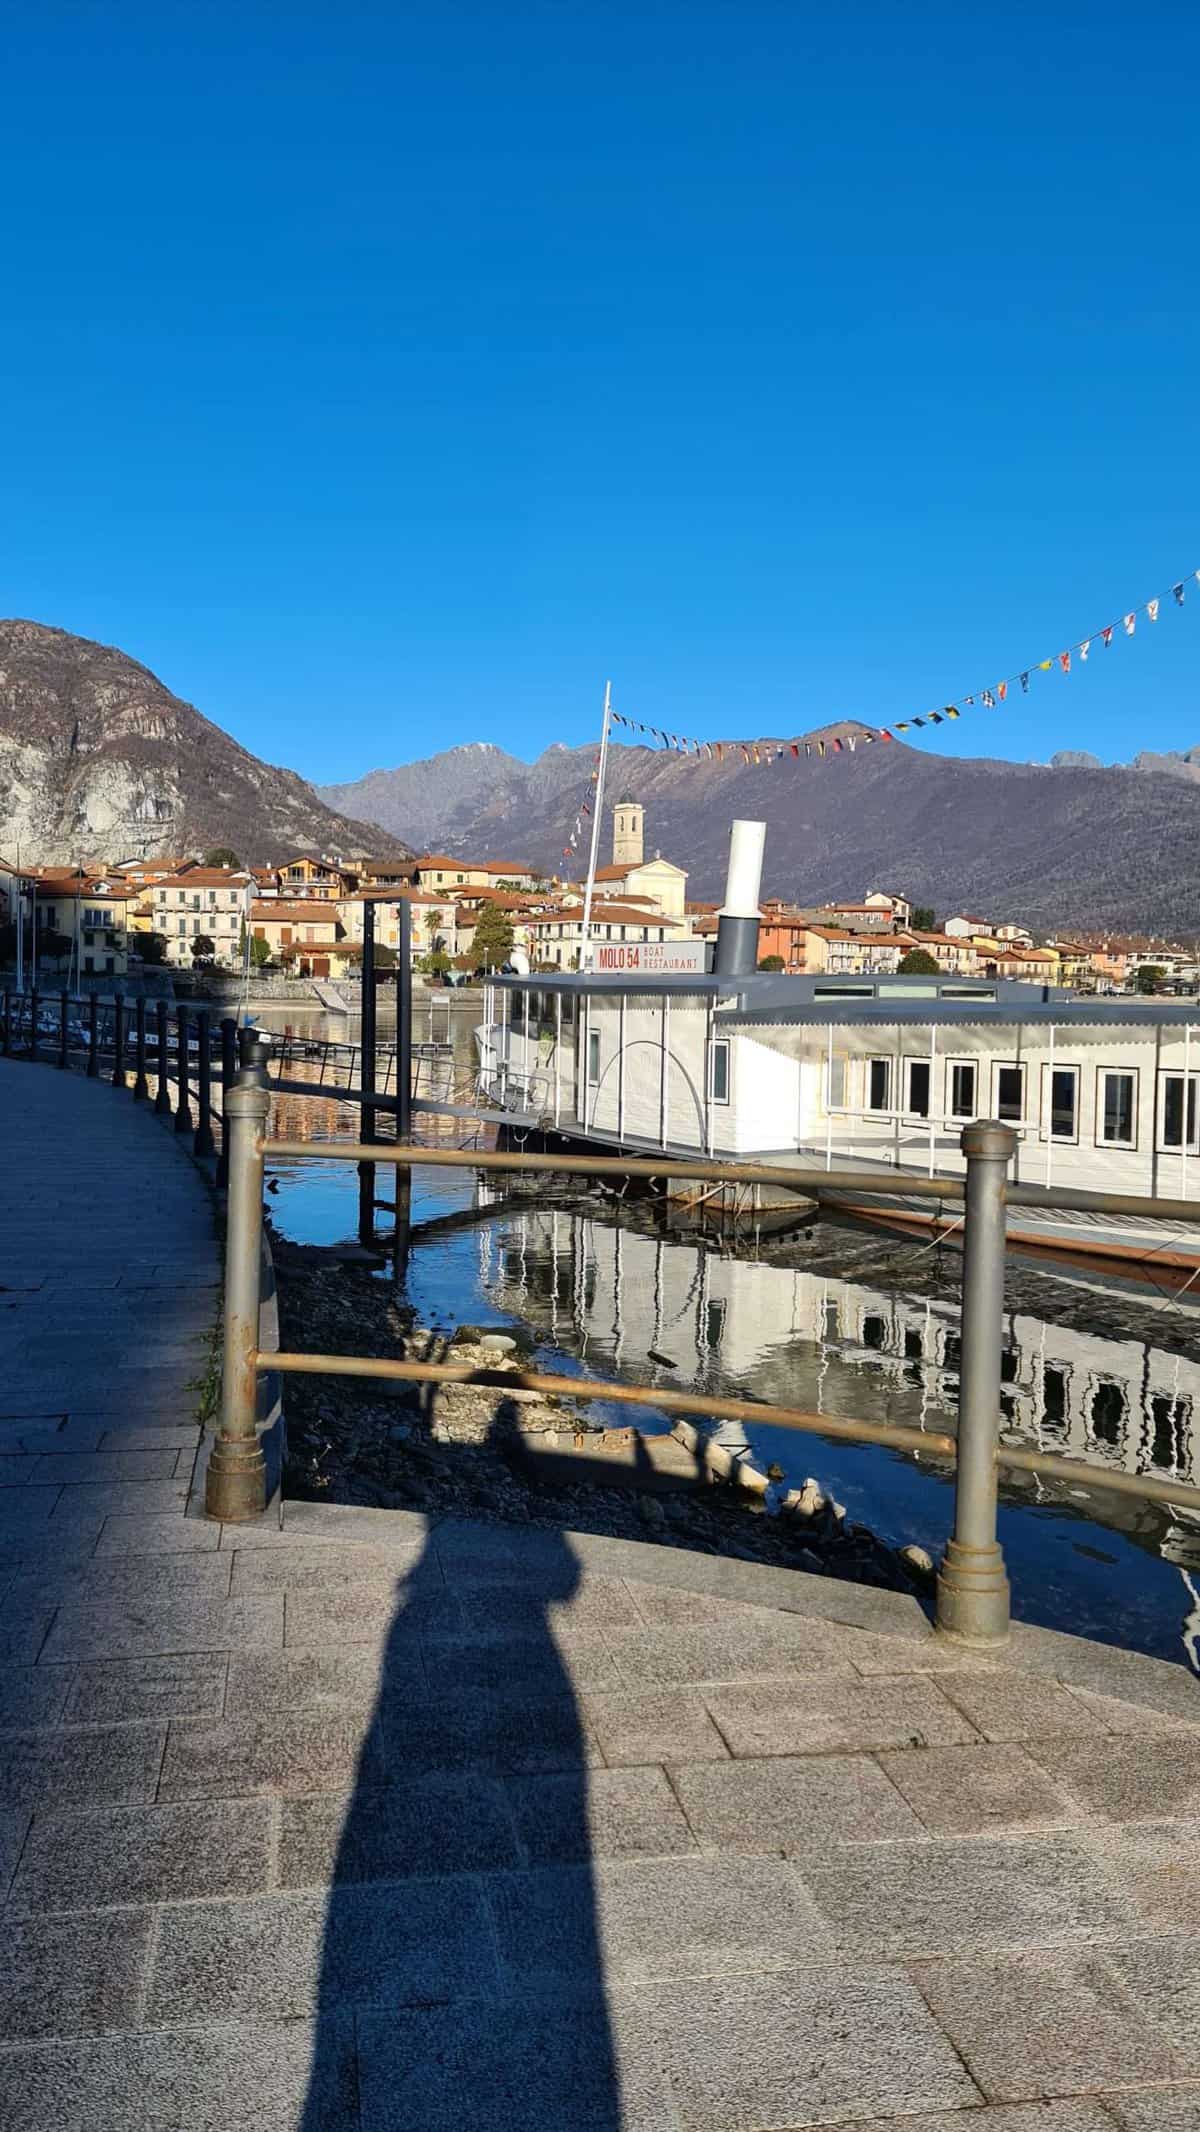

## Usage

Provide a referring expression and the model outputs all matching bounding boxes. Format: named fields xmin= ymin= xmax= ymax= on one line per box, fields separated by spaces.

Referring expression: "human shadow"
xmin=299 ymin=1394 xmax=623 ymax=2131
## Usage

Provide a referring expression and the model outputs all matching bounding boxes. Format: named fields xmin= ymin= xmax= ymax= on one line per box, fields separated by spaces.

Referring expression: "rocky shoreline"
xmin=271 ymin=1231 xmax=932 ymax=1596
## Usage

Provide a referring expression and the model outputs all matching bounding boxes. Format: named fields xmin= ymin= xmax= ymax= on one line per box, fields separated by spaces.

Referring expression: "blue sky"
xmin=3 ymin=2 xmax=1198 ymax=782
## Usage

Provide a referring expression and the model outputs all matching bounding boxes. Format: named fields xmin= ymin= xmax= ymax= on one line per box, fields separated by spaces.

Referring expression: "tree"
xmin=910 ymin=906 xmax=937 ymax=933
xmin=35 ymin=928 xmax=73 ymax=966
xmin=250 ymin=934 xmax=272 ymax=968
xmin=136 ymin=931 xmax=169 ymax=966
xmin=420 ymin=949 xmax=451 ymax=976
xmin=1134 ymin=964 xmax=1166 ymax=995
xmin=191 ymin=934 xmax=216 ymax=963
xmin=757 ymin=954 xmax=785 ymax=971
xmin=472 ymin=905 xmax=515 ymax=969
xmin=204 ymin=846 xmax=241 ymax=868
xmin=898 ymin=948 xmax=940 ymax=975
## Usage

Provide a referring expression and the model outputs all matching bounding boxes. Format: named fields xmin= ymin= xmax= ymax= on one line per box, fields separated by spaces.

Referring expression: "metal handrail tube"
xmin=265 ymin=1141 xmax=964 ymax=1197
xmin=261 ymin=1138 xmax=1200 ymax=1224
xmin=253 ymin=1350 xmax=1200 ymax=1516
xmin=259 ymin=1350 xmax=958 ymax=1460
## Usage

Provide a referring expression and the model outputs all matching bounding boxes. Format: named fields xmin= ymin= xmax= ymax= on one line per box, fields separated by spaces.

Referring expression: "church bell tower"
xmin=612 ymin=794 xmax=644 ymax=868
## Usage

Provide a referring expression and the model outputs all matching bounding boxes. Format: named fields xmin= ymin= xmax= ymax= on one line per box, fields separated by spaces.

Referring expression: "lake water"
xmin=253 ymin=1002 xmax=1200 ymax=1676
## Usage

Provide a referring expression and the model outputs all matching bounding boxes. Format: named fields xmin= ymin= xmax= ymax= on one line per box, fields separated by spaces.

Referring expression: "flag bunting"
xmin=603 ymin=563 xmax=1197 ymax=759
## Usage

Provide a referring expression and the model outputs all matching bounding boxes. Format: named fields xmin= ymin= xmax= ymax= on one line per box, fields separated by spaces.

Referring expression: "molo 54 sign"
xmin=586 ymin=940 xmax=708 ymax=974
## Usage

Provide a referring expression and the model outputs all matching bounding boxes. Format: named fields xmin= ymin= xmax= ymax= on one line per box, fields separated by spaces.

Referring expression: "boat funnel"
xmin=714 ymin=819 xmax=765 ymax=976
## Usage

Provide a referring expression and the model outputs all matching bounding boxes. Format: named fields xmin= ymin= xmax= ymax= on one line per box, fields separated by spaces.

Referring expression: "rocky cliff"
xmin=0 ymin=620 xmax=406 ymax=865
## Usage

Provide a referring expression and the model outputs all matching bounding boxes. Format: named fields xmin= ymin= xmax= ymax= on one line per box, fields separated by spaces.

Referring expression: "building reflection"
xmin=474 ymin=1204 xmax=1200 ymax=1567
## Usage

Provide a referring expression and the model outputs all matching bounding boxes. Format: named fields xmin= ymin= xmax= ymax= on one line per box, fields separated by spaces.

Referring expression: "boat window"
xmin=904 ymin=1327 xmax=923 ymax=1360
xmin=1047 ymin=1065 xmax=1079 ymax=1142
xmin=1090 ymin=1379 xmax=1125 ymax=1447
xmin=708 ymin=1039 xmax=730 ymax=1105
xmin=587 ymin=1029 xmax=600 ymax=1085
xmin=1042 ymin=1365 xmax=1067 ymax=1424
xmin=948 ymin=1060 xmax=977 ymax=1119
xmin=862 ymin=1315 xmax=886 ymax=1350
xmin=1150 ymin=1394 xmax=1190 ymax=1470
xmin=905 ymin=1059 xmax=931 ymax=1118
xmin=867 ymin=1057 xmax=892 ymax=1111
xmin=993 ymin=1063 xmax=1025 ymax=1122
xmin=704 ymin=1299 xmax=726 ymax=1348
xmin=1098 ymin=1069 xmax=1137 ymax=1148
xmin=1160 ymin=1072 xmax=1200 ymax=1152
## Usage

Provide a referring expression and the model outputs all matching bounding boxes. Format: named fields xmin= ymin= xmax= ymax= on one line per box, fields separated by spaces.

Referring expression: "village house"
xmin=152 ymin=869 xmax=254 ymax=967
xmin=277 ymin=854 xmax=357 ymax=901
xmin=821 ymin=900 xmax=901 ymax=933
xmin=250 ymin=899 xmax=345 ymax=976
xmin=898 ymin=930 xmax=984 ymax=977
xmin=945 ymin=913 xmax=996 ymax=941
xmin=864 ymin=888 xmax=912 ymax=927
xmin=983 ymin=944 xmax=1062 ymax=984
xmin=20 ymin=872 xmax=136 ymax=977
xmin=337 ymin=888 xmax=460 ymax=962
xmin=410 ymin=854 xmax=493 ymax=891
xmin=524 ymin=899 xmax=690 ymax=971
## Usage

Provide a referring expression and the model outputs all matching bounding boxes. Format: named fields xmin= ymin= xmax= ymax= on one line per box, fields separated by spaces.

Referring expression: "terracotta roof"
xmin=483 ymin=863 xmax=531 ymax=876
xmin=530 ymin=901 xmax=674 ymax=928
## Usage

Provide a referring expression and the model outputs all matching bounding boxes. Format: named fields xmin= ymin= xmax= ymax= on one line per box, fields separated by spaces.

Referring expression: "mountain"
xmin=321 ymin=723 xmax=1200 ymax=933
xmin=0 ymin=621 xmax=407 ymax=866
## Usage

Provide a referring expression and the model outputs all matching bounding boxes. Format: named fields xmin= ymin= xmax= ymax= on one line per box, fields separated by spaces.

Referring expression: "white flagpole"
xmin=579 ymin=678 xmax=611 ymax=970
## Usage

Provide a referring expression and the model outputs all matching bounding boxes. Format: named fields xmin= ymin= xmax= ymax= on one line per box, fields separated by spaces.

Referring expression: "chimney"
xmin=714 ymin=819 xmax=765 ymax=976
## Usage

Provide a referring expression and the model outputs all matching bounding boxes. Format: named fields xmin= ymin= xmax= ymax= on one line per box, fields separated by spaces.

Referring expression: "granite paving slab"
xmin=913 ymin=1948 xmax=1197 ymax=2100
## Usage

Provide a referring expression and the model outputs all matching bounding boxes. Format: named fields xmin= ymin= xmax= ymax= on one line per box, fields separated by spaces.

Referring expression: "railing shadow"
xmin=299 ymin=1394 xmax=623 ymax=2129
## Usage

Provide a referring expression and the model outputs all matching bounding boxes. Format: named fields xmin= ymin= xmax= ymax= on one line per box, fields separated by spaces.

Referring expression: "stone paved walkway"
xmin=1 ymin=1056 xmax=1200 ymax=2129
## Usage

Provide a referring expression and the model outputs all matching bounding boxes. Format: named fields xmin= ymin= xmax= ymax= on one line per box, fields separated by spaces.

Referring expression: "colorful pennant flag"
xmin=601 ymin=560 xmax=1195 ymax=765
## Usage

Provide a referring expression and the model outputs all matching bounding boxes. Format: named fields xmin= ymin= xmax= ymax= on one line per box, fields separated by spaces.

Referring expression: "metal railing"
xmin=9 ymin=986 xmax=1200 ymax=1645
xmin=1 ymin=984 xmax=243 ymax=1182
xmin=210 ymin=1044 xmax=1200 ymax=1649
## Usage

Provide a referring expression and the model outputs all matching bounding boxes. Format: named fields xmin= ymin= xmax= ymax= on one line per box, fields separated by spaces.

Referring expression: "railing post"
xmin=936 ymin=1120 xmax=1016 ymax=1648
xmin=194 ymin=1009 xmax=215 ymax=1157
xmin=1 ymin=989 xmax=10 ymax=1058
xmin=205 ymin=1055 xmax=270 ymax=1522
xmin=358 ymin=900 xmax=377 ymax=1245
xmin=29 ymin=984 xmax=39 ymax=1062
xmin=216 ymin=1017 xmax=238 ymax=1187
xmin=111 ymin=994 xmax=126 ymax=1091
xmin=174 ymin=1006 xmax=192 ymax=1134
xmin=87 ymin=993 xmax=100 ymax=1078
xmin=133 ymin=996 xmax=149 ymax=1100
xmin=154 ymin=999 xmax=172 ymax=1113
xmin=59 ymin=988 xmax=70 ymax=1069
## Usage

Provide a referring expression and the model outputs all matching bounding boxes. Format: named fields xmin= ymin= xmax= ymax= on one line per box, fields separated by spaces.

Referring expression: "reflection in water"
xmin=265 ymin=1116 xmax=1200 ymax=1672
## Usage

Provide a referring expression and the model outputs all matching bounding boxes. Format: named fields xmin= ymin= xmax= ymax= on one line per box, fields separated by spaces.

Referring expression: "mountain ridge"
xmin=320 ymin=728 xmax=1200 ymax=932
